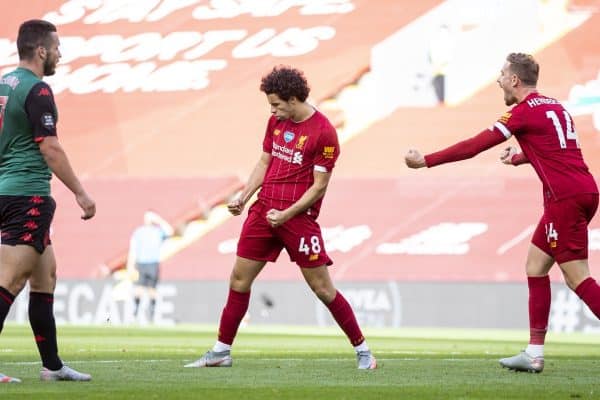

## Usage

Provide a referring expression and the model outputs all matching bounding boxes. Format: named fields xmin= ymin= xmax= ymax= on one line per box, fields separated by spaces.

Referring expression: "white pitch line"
xmin=496 ymin=225 xmax=535 ymax=255
xmin=4 ymin=357 xmax=508 ymax=366
xmin=3 ymin=359 xmax=175 ymax=365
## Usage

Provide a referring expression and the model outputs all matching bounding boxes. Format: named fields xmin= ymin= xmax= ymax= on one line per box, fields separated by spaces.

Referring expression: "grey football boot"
xmin=357 ymin=350 xmax=377 ymax=370
xmin=499 ymin=351 xmax=544 ymax=373
xmin=40 ymin=365 xmax=92 ymax=381
xmin=184 ymin=350 xmax=232 ymax=368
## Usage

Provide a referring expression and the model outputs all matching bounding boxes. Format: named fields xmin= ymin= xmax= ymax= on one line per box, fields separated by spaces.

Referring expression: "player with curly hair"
xmin=185 ymin=66 xmax=376 ymax=370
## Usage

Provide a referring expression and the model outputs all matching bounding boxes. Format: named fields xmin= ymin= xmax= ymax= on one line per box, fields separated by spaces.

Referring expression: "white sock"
xmin=354 ymin=341 xmax=369 ymax=353
xmin=213 ymin=341 xmax=231 ymax=353
xmin=526 ymin=344 xmax=544 ymax=358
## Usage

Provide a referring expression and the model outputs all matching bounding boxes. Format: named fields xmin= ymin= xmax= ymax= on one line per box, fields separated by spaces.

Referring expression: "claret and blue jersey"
xmin=0 ymin=67 xmax=58 ymax=196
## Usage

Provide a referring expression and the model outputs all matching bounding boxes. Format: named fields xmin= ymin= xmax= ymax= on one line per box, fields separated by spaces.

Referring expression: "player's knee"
xmin=28 ymin=273 xmax=57 ymax=293
xmin=310 ymin=284 xmax=336 ymax=303
xmin=525 ymin=259 xmax=551 ymax=276
xmin=559 ymin=259 xmax=590 ymax=290
xmin=564 ymin=273 xmax=586 ymax=291
xmin=1 ymin=272 xmax=29 ymax=296
xmin=229 ymin=273 xmax=252 ymax=292
xmin=230 ymin=281 xmax=252 ymax=293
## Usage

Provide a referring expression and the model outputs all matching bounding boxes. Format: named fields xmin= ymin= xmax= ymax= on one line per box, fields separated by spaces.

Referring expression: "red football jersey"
xmin=259 ymin=110 xmax=339 ymax=216
xmin=493 ymin=92 xmax=598 ymax=202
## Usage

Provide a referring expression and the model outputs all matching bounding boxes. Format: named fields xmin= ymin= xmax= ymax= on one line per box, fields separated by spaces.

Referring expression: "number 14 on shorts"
xmin=545 ymin=222 xmax=558 ymax=248
xmin=299 ymin=235 xmax=322 ymax=260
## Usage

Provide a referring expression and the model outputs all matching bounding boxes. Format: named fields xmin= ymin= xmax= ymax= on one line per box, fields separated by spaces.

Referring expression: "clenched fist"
xmin=499 ymin=146 xmax=519 ymax=165
xmin=405 ymin=149 xmax=426 ymax=169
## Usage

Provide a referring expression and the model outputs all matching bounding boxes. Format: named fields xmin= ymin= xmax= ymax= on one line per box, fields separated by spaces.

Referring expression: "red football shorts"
xmin=236 ymin=201 xmax=332 ymax=268
xmin=531 ymin=193 xmax=598 ymax=264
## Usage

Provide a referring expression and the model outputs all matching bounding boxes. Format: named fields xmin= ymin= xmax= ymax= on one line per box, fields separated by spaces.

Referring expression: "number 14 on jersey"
xmin=546 ymin=110 xmax=579 ymax=149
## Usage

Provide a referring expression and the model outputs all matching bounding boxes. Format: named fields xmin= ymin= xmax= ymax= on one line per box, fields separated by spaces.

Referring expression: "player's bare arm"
xmin=228 ymin=152 xmax=271 ymax=216
xmin=266 ymin=169 xmax=331 ymax=228
xmin=38 ymin=136 xmax=96 ymax=220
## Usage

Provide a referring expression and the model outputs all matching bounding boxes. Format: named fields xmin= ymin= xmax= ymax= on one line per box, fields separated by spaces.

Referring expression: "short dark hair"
xmin=17 ymin=20 xmax=57 ymax=60
xmin=260 ymin=66 xmax=310 ymax=102
xmin=506 ymin=53 xmax=539 ymax=86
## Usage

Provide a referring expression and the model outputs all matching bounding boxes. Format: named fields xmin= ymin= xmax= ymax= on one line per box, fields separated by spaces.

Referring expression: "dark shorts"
xmin=136 ymin=262 xmax=159 ymax=288
xmin=0 ymin=195 xmax=55 ymax=254
xmin=531 ymin=193 xmax=598 ymax=264
xmin=237 ymin=201 xmax=332 ymax=268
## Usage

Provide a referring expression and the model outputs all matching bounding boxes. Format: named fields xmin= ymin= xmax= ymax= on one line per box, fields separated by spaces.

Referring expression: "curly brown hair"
xmin=260 ymin=66 xmax=310 ymax=102
xmin=506 ymin=53 xmax=539 ymax=86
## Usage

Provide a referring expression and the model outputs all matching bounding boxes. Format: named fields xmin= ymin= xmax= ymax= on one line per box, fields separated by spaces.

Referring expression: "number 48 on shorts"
xmin=299 ymin=235 xmax=322 ymax=260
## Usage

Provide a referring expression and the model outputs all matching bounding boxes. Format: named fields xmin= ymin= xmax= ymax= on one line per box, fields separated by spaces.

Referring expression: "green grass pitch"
xmin=1 ymin=324 xmax=599 ymax=399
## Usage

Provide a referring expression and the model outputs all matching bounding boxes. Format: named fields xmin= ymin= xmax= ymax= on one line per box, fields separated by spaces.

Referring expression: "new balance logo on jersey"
xmin=293 ymin=152 xmax=303 ymax=165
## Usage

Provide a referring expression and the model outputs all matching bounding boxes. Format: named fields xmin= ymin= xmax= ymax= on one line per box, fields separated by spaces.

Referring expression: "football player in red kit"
xmin=185 ymin=66 xmax=376 ymax=370
xmin=405 ymin=53 xmax=600 ymax=373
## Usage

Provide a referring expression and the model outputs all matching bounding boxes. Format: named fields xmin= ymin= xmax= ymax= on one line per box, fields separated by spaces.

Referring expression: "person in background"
xmin=428 ymin=23 xmax=455 ymax=105
xmin=127 ymin=210 xmax=174 ymax=322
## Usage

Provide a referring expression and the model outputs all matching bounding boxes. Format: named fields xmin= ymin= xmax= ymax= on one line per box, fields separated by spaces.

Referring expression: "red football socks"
xmin=217 ymin=289 xmax=250 ymax=345
xmin=575 ymin=277 xmax=600 ymax=319
xmin=528 ymin=276 xmax=551 ymax=345
xmin=326 ymin=291 xmax=365 ymax=346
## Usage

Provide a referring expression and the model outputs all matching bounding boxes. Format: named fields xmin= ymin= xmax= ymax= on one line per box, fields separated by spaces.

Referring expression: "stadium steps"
xmin=50 ymin=176 xmax=243 ymax=278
